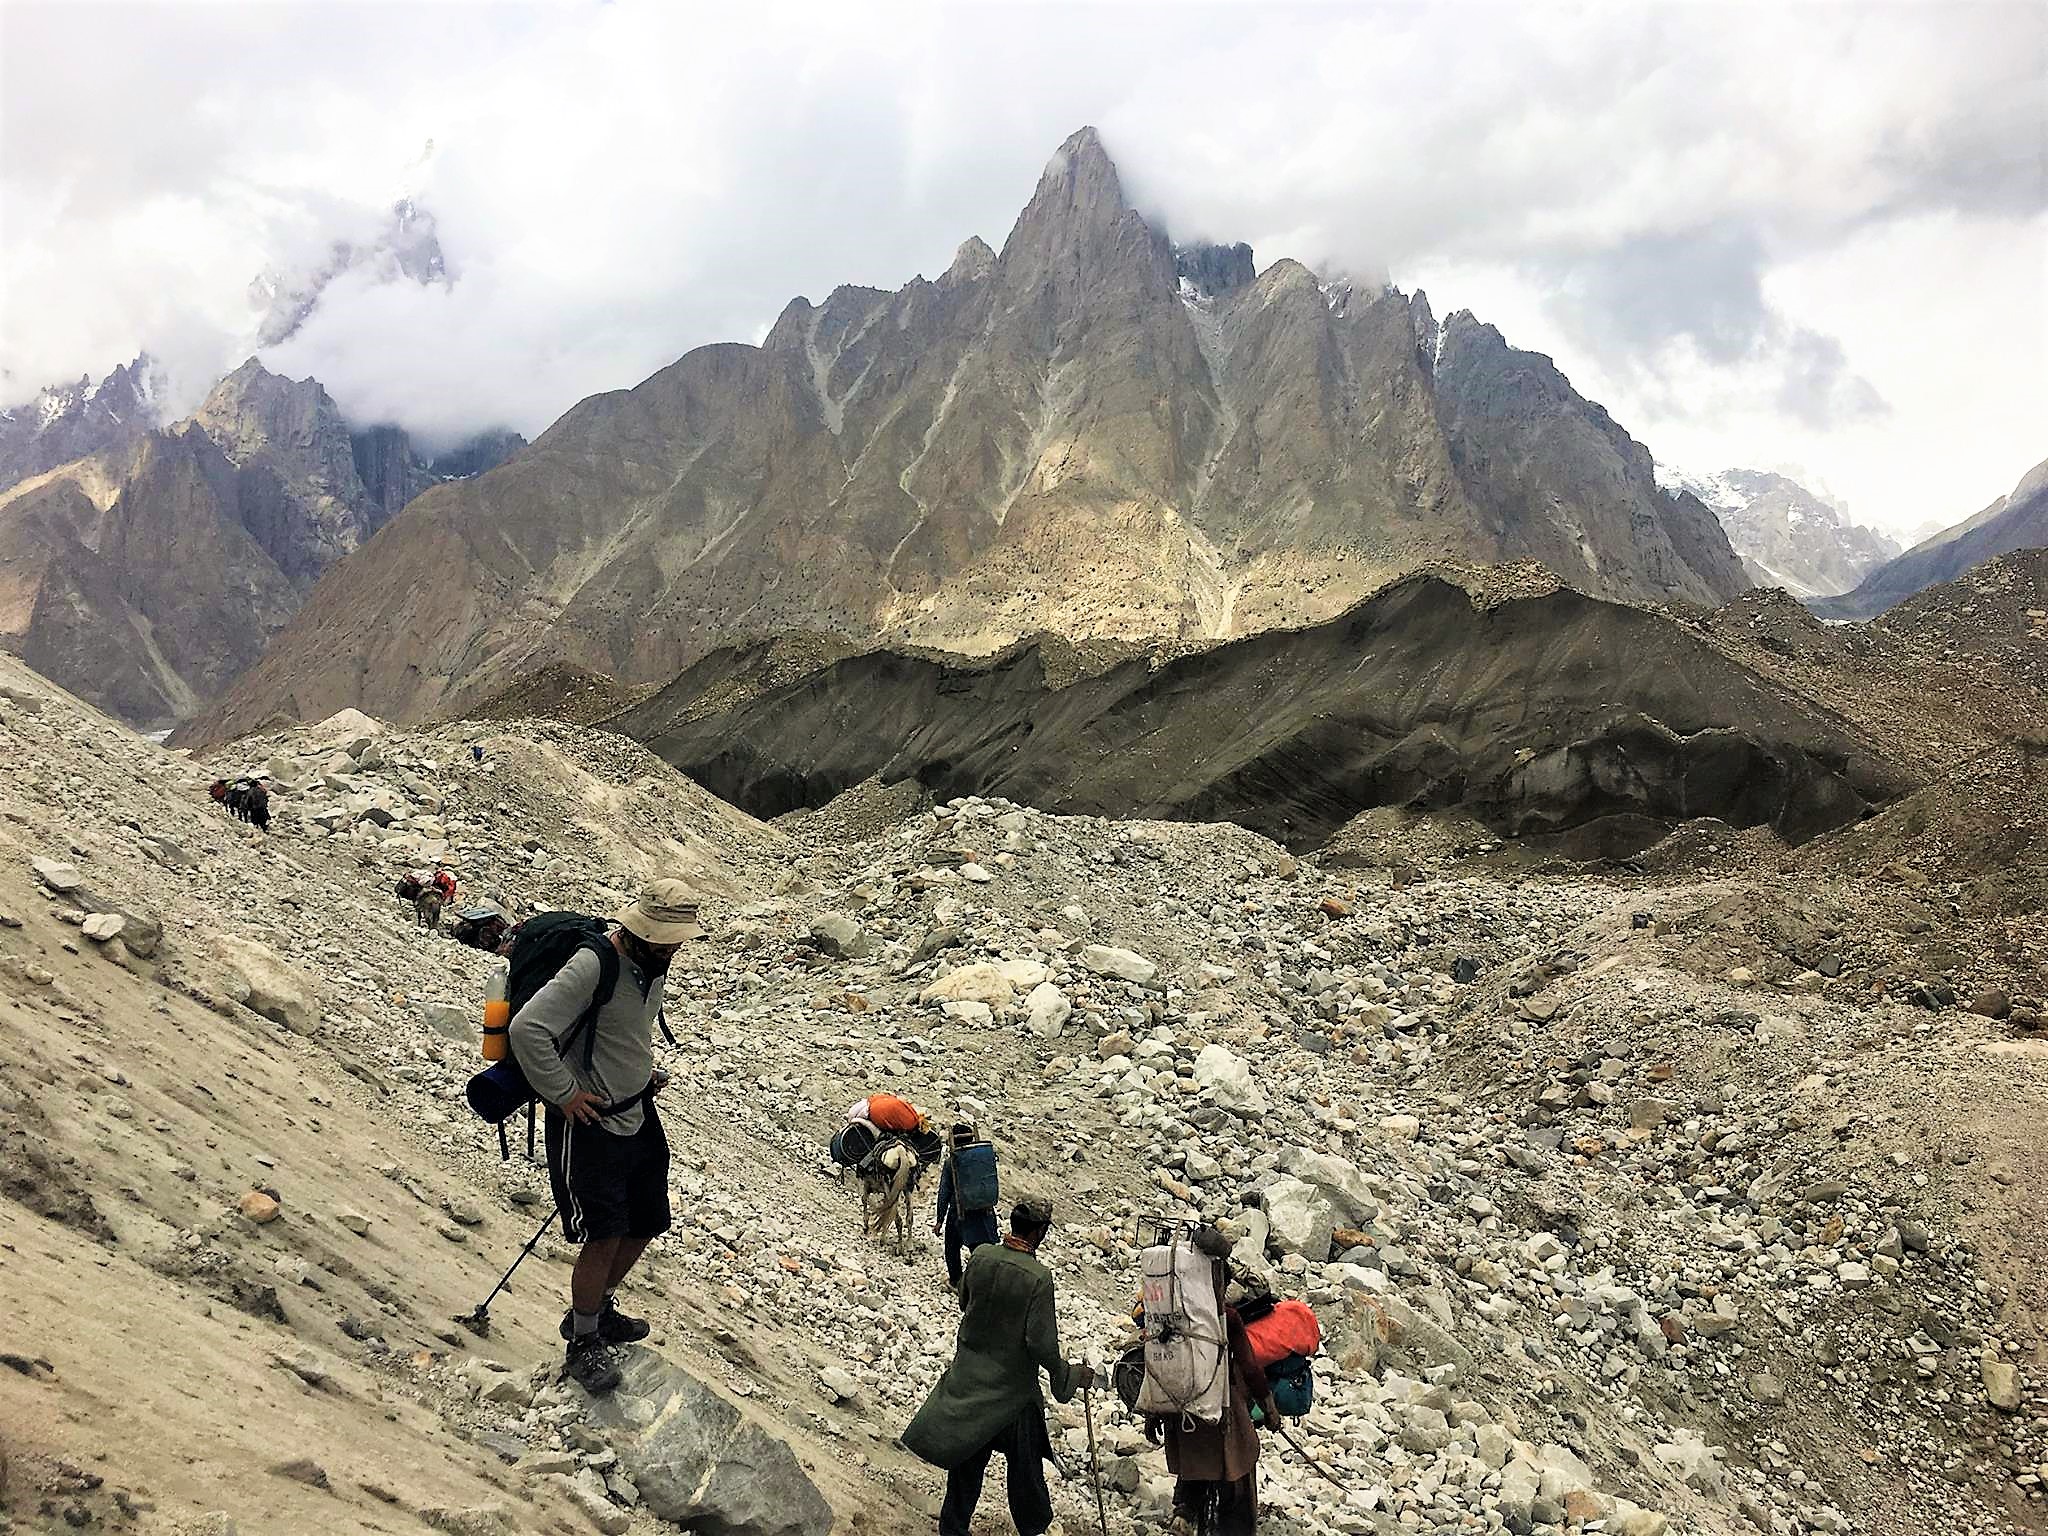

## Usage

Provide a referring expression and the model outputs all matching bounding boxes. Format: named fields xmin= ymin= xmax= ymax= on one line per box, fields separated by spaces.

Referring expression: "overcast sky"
xmin=2 ymin=0 xmax=2043 ymax=537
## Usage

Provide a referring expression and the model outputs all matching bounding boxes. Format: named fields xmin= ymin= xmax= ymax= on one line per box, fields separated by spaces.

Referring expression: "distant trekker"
xmin=933 ymin=1122 xmax=1001 ymax=1294
xmin=904 ymin=1199 xmax=1094 ymax=1536
xmin=212 ymin=776 xmax=270 ymax=832
xmin=508 ymin=878 xmax=705 ymax=1393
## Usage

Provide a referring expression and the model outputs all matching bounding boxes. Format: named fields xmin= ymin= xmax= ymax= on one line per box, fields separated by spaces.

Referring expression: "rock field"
xmin=0 ymin=651 xmax=2043 ymax=1536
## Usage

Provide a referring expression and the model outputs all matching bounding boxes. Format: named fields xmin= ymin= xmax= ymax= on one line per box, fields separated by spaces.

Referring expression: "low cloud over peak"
xmin=2 ymin=0 xmax=2041 ymax=533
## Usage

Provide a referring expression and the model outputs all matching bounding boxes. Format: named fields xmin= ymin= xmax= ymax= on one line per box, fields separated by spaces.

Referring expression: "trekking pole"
xmin=1083 ymin=1383 xmax=1109 ymax=1536
xmin=1276 ymin=1421 xmax=1358 ymax=1494
xmin=456 ymin=1206 xmax=556 ymax=1337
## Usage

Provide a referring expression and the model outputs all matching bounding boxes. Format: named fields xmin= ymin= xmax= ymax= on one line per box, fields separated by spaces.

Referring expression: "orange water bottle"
xmin=482 ymin=959 xmax=511 ymax=1061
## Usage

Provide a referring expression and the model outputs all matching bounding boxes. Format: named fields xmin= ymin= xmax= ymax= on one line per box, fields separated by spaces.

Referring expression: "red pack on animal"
xmin=1242 ymin=1298 xmax=1322 ymax=1369
xmin=857 ymin=1093 xmax=922 ymax=1133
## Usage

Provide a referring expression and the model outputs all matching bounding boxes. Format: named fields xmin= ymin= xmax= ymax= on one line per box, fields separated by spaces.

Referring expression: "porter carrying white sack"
xmin=1135 ymin=1233 xmax=1229 ymax=1423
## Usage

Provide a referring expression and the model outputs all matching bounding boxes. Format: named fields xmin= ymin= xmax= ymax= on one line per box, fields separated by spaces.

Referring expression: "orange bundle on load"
xmin=1242 ymin=1299 xmax=1322 ymax=1369
xmin=862 ymin=1093 xmax=921 ymax=1132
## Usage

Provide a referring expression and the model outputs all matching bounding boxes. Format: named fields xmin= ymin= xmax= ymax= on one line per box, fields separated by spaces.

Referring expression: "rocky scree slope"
xmin=185 ymin=126 xmax=1747 ymax=743
xmin=3 ymin=656 xmax=2047 ymax=1535
xmin=1867 ymin=548 xmax=2048 ymax=697
xmin=1811 ymin=458 xmax=2048 ymax=621
xmin=614 ymin=570 xmax=1912 ymax=854
xmin=1688 ymin=578 xmax=2041 ymax=792
xmin=0 ymin=360 xmax=522 ymax=732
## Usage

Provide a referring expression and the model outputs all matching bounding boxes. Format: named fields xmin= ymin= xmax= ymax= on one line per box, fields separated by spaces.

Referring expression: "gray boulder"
xmin=1260 ymin=1176 xmax=1335 ymax=1259
xmin=807 ymin=913 xmax=868 ymax=959
xmin=1273 ymin=1146 xmax=1379 ymax=1227
xmin=588 ymin=1348 xmax=832 ymax=1536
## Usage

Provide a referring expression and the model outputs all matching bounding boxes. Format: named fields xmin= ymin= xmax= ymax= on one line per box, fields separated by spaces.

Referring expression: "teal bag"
xmin=1268 ymin=1353 xmax=1314 ymax=1418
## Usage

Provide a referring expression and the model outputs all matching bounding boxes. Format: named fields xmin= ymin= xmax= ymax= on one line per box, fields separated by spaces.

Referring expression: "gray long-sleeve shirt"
xmin=507 ymin=938 xmax=663 ymax=1137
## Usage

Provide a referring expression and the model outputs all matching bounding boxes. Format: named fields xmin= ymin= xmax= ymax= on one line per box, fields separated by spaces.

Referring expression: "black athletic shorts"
xmin=544 ymin=1101 xmax=672 ymax=1244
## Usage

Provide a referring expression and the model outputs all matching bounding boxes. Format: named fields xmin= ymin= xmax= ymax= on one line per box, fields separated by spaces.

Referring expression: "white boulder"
xmin=1023 ymin=982 xmax=1071 ymax=1038
xmin=1079 ymin=945 xmax=1157 ymax=984
xmin=920 ymin=963 xmax=1015 ymax=1008
xmin=214 ymin=937 xmax=321 ymax=1035
xmin=1193 ymin=1044 xmax=1266 ymax=1113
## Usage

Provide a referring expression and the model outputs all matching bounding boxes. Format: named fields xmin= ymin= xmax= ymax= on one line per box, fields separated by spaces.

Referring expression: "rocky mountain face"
xmin=0 ymin=360 xmax=523 ymax=729
xmin=1812 ymin=456 xmax=2048 ymax=619
xmin=0 ymin=355 xmax=166 ymax=496
xmin=1433 ymin=320 xmax=1748 ymax=607
xmin=187 ymin=127 xmax=1748 ymax=743
xmin=1659 ymin=467 xmax=1899 ymax=598
xmin=192 ymin=360 xmax=391 ymax=586
xmin=0 ymin=427 xmax=299 ymax=726
xmin=350 ymin=423 xmax=527 ymax=528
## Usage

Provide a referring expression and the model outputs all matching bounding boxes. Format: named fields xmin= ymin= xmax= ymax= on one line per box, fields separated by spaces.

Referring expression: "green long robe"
xmin=902 ymin=1240 xmax=1082 ymax=1469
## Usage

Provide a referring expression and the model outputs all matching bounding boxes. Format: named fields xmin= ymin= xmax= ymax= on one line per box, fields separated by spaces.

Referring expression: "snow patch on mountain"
xmin=0 ymin=355 xmax=170 ymax=494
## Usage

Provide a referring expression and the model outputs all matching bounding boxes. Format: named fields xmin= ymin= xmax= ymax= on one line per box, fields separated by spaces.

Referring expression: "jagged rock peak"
xmin=940 ymin=236 xmax=996 ymax=289
xmin=1005 ymin=125 xmax=1134 ymax=248
xmin=1261 ymin=257 xmax=1318 ymax=286
xmin=1440 ymin=309 xmax=1499 ymax=347
xmin=1040 ymin=124 xmax=1122 ymax=197
xmin=762 ymin=296 xmax=815 ymax=353
xmin=1409 ymin=291 xmax=1440 ymax=360
xmin=203 ymin=357 xmax=333 ymax=409
xmin=0 ymin=352 xmax=168 ymax=501
xmin=194 ymin=359 xmax=350 ymax=454
xmin=1174 ymin=242 xmax=1255 ymax=298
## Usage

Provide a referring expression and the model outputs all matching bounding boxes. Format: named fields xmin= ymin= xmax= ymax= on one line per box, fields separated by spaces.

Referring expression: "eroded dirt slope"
xmin=616 ymin=574 xmax=1915 ymax=852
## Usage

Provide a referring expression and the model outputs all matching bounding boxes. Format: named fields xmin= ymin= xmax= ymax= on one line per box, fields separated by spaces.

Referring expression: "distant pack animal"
xmin=414 ymin=888 xmax=445 ymax=931
xmin=860 ymin=1139 xmax=921 ymax=1257
xmin=450 ymin=907 xmax=511 ymax=952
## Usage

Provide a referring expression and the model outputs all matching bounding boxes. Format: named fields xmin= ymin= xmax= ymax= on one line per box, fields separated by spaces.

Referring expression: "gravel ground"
xmin=0 ymin=655 xmax=2041 ymax=1536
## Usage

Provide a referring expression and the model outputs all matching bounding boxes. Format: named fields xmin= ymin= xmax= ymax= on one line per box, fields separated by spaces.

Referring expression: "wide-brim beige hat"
xmin=615 ymin=878 xmax=707 ymax=944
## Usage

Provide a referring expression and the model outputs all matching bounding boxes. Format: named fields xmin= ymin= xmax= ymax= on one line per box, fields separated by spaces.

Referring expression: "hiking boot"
xmin=597 ymin=1299 xmax=650 ymax=1343
xmin=558 ymin=1300 xmax=651 ymax=1346
xmin=562 ymin=1333 xmax=622 ymax=1395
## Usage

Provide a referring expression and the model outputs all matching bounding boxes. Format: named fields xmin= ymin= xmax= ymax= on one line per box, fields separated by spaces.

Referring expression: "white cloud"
xmin=1 ymin=0 xmax=2041 ymax=531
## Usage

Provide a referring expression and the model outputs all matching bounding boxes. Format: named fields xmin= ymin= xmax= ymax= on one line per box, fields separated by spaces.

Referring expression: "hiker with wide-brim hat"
xmin=508 ymin=877 xmax=707 ymax=1393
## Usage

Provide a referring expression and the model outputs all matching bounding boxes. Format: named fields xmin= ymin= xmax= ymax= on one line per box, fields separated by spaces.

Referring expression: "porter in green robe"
xmin=903 ymin=1238 xmax=1084 ymax=1469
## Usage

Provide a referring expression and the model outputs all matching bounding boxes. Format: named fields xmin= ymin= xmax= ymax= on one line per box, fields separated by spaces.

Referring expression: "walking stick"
xmin=1276 ymin=1421 xmax=1358 ymax=1494
xmin=456 ymin=1206 xmax=556 ymax=1337
xmin=1083 ymin=1383 xmax=1109 ymax=1536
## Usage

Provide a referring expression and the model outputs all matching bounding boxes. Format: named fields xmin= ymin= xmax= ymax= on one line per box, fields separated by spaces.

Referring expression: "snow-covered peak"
xmin=1662 ymin=462 xmax=1901 ymax=599
xmin=248 ymin=194 xmax=450 ymax=350
xmin=1655 ymin=463 xmax=1747 ymax=516
xmin=37 ymin=383 xmax=81 ymax=427
xmin=0 ymin=354 xmax=169 ymax=497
